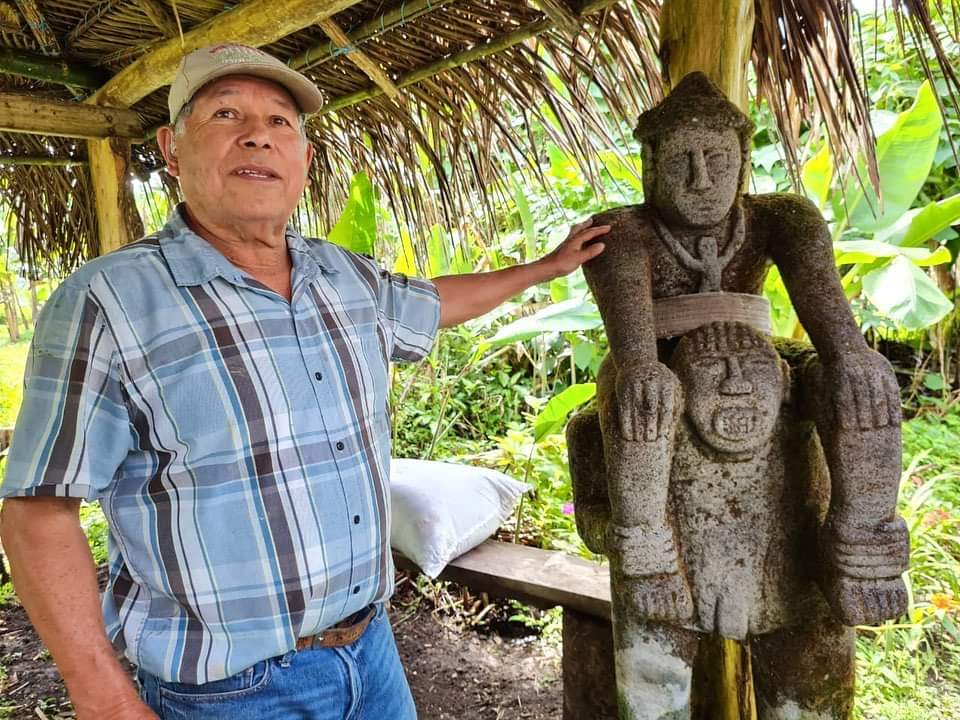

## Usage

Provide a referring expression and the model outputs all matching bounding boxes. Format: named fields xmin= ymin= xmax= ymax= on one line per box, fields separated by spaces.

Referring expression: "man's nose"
xmin=239 ymin=118 xmax=273 ymax=149
xmin=719 ymin=356 xmax=753 ymax=395
xmin=688 ymin=148 xmax=713 ymax=191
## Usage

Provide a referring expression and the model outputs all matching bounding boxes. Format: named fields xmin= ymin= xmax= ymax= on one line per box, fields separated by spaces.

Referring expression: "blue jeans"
xmin=137 ymin=604 xmax=417 ymax=719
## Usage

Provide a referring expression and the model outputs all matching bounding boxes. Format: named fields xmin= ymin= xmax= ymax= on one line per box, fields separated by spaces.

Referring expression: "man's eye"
xmin=272 ymin=116 xmax=291 ymax=126
xmin=214 ymin=109 xmax=237 ymax=118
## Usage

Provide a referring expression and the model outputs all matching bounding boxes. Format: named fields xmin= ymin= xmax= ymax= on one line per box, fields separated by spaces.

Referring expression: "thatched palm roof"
xmin=0 ymin=0 xmax=957 ymax=275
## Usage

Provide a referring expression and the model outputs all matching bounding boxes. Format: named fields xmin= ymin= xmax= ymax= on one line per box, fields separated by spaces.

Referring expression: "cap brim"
xmin=179 ymin=62 xmax=324 ymax=119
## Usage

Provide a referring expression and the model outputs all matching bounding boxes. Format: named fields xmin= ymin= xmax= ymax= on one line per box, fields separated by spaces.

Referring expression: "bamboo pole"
xmin=0 ymin=93 xmax=144 ymax=139
xmin=0 ymin=46 xmax=108 ymax=89
xmin=87 ymin=0 xmax=364 ymax=109
xmin=288 ymin=0 xmax=457 ymax=71
xmin=316 ymin=17 xmax=401 ymax=99
xmin=319 ymin=0 xmax=620 ymax=115
xmin=658 ymin=3 xmax=757 ymax=718
xmin=88 ymin=138 xmax=138 ymax=254
xmin=659 ymin=0 xmax=754 ymax=113
xmin=137 ymin=0 xmax=179 ymax=38
xmin=14 ymin=0 xmax=60 ymax=56
xmin=0 ymin=156 xmax=87 ymax=167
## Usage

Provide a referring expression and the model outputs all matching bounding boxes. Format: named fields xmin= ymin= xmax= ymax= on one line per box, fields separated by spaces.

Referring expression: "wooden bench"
xmin=394 ymin=540 xmax=618 ymax=719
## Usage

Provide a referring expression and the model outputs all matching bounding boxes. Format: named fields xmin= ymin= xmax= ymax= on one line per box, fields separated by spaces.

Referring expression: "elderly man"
xmin=0 ymin=44 xmax=608 ymax=720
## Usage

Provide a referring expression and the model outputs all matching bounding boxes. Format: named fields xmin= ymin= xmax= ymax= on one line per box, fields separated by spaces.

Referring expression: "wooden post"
xmin=88 ymin=138 xmax=143 ymax=255
xmin=659 ymin=0 xmax=754 ymax=113
xmin=659 ymin=3 xmax=756 ymax=718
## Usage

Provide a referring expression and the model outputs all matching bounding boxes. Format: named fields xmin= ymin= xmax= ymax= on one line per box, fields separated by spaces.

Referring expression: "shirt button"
xmin=353 ymin=515 xmax=360 ymax=524
xmin=353 ymin=586 xmax=360 ymax=594
xmin=336 ymin=441 xmax=345 ymax=451
xmin=314 ymin=371 xmax=323 ymax=381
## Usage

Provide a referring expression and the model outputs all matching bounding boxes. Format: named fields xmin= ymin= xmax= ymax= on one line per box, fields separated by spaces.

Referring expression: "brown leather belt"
xmin=296 ymin=606 xmax=377 ymax=651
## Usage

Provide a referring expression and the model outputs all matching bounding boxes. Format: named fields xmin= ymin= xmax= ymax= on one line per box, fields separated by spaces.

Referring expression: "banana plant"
xmin=807 ymin=80 xmax=960 ymax=332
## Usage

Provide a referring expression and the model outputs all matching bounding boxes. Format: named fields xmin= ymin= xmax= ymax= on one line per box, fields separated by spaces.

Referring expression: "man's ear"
xmin=156 ymin=126 xmax=180 ymax=177
xmin=305 ymin=140 xmax=315 ymax=176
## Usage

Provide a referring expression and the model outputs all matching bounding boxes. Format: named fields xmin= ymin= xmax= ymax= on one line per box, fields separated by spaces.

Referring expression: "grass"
xmin=0 ymin=333 xmax=30 ymax=428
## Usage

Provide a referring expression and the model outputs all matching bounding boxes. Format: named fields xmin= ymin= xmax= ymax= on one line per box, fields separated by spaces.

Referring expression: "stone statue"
xmin=566 ymin=73 xmax=909 ymax=719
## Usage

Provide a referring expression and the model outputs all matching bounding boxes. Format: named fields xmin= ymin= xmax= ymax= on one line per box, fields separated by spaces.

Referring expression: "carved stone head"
xmin=670 ymin=322 xmax=787 ymax=457
xmin=635 ymin=72 xmax=754 ymax=229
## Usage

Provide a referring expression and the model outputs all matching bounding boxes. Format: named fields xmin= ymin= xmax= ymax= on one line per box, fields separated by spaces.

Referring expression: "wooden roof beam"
xmin=137 ymin=0 xmax=179 ymax=38
xmin=88 ymin=0 xmax=365 ymax=109
xmin=288 ymin=0 xmax=457 ymax=71
xmin=0 ymin=93 xmax=143 ymax=139
xmin=320 ymin=0 xmax=621 ymax=115
xmin=0 ymin=155 xmax=87 ymax=166
xmin=14 ymin=0 xmax=60 ymax=55
xmin=316 ymin=18 xmax=401 ymax=99
xmin=0 ymin=45 xmax=108 ymax=89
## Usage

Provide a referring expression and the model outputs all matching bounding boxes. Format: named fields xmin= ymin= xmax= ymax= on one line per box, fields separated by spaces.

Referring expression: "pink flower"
xmin=562 ymin=502 xmax=575 ymax=516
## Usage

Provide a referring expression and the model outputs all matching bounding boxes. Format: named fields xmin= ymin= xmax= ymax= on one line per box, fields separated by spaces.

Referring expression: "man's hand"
xmin=614 ymin=359 xmax=682 ymax=442
xmin=74 ymin=693 xmax=158 ymax=720
xmin=824 ymin=349 xmax=901 ymax=431
xmin=538 ymin=218 xmax=610 ymax=280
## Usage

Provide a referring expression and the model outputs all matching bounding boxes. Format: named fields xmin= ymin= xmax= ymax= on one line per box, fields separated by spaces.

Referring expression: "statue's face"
xmin=649 ymin=127 xmax=742 ymax=228
xmin=675 ymin=342 xmax=784 ymax=456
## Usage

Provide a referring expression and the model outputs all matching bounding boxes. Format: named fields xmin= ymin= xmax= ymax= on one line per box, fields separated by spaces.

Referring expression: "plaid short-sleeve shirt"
xmin=0 ymin=205 xmax=440 ymax=684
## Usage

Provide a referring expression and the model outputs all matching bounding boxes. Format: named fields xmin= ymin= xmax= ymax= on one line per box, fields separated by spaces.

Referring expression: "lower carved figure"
xmin=567 ymin=321 xmax=908 ymax=720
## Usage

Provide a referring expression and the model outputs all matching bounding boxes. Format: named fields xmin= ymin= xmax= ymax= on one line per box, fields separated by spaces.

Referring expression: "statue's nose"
xmin=689 ymin=148 xmax=713 ymax=191
xmin=720 ymin=357 xmax=753 ymax=395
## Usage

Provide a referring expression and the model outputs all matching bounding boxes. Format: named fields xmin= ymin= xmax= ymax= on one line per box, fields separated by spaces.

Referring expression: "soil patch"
xmin=0 ymin=573 xmax=562 ymax=719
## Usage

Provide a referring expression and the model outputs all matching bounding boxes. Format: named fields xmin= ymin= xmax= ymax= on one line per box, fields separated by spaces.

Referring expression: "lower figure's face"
xmin=648 ymin=127 xmax=742 ymax=229
xmin=675 ymin=346 xmax=784 ymax=456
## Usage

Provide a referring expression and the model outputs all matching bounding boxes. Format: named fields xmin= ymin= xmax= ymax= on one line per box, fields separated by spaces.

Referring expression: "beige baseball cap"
xmin=168 ymin=43 xmax=324 ymax=122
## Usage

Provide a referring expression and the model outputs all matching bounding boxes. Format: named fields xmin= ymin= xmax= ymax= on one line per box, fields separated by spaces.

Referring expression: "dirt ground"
xmin=0 ymin=573 xmax=562 ymax=720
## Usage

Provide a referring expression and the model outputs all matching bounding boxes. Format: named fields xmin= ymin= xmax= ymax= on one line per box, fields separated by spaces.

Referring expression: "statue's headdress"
xmin=634 ymin=72 xmax=754 ymax=145
xmin=634 ymin=72 xmax=755 ymax=190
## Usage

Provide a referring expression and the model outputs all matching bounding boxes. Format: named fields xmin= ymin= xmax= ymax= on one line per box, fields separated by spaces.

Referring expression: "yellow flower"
xmin=931 ymin=593 xmax=957 ymax=611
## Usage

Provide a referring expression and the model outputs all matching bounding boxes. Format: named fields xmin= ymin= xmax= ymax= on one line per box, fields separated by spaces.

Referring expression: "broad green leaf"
xmin=549 ymin=268 xmax=588 ymax=303
xmin=762 ymin=265 xmax=799 ymax=338
xmin=834 ymin=81 xmax=942 ymax=233
xmin=862 ymin=256 xmax=953 ymax=330
xmin=899 ymin=194 xmax=960 ymax=248
xmin=572 ymin=340 xmax=596 ymax=370
xmin=599 ymin=151 xmax=644 ymax=193
xmin=482 ymin=299 xmax=602 ymax=349
xmin=801 ymin=143 xmax=833 ymax=209
xmin=834 ymin=240 xmax=952 ymax=266
xmin=327 ymin=172 xmax=377 ymax=255
xmin=533 ymin=383 xmax=597 ymax=442
xmin=427 ymin=224 xmax=450 ymax=277
xmin=393 ymin=230 xmax=418 ymax=276
xmin=512 ymin=178 xmax=537 ymax=261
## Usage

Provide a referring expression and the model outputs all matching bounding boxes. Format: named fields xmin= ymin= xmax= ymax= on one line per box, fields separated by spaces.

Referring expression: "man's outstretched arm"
xmin=0 ymin=498 xmax=156 ymax=719
xmin=432 ymin=219 xmax=609 ymax=328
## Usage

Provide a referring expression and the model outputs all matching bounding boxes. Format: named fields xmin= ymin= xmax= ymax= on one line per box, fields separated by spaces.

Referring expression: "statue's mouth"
xmin=712 ymin=407 xmax=758 ymax=440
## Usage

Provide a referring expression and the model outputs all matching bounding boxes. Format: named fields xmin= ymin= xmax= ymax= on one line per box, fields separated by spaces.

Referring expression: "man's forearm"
xmin=433 ymin=260 xmax=554 ymax=328
xmin=0 ymin=498 xmax=140 ymax=711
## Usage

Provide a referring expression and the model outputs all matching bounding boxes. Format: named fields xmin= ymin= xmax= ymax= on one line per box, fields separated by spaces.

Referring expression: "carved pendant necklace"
xmin=651 ymin=202 xmax=746 ymax=292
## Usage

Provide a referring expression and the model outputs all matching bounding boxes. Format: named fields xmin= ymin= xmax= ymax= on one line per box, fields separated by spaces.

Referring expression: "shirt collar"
xmin=158 ymin=204 xmax=338 ymax=287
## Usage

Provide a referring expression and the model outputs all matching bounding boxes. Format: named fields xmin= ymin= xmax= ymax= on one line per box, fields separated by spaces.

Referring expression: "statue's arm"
xmin=582 ymin=210 xmax=658 ymax=364
xmin=762 ymin=195 xmax=866 ymax=361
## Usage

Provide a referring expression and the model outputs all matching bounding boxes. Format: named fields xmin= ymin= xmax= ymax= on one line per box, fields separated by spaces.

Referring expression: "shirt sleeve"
xmin=0 ymin=282 xmax=131 ymax=501
xmin=375 ymin=269 xmax=441 ymax=363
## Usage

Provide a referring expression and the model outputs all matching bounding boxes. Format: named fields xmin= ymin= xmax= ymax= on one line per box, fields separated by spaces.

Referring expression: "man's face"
xmin=674 ymin=341 xmax=784 ymax=456
xmin=648 ymin=127 xmax=741 ymax=228
xmin=158 ymin=75 xmax=314 ymax=230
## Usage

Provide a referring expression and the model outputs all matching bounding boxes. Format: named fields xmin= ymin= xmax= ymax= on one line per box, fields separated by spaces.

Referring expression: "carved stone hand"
xmin=820 ymin=515 xmax=910 ymax=625
xmin=825 ymin=349 xmax=901 ymax=431
xmin=614 ymin=359 xmax=682 ymax=442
